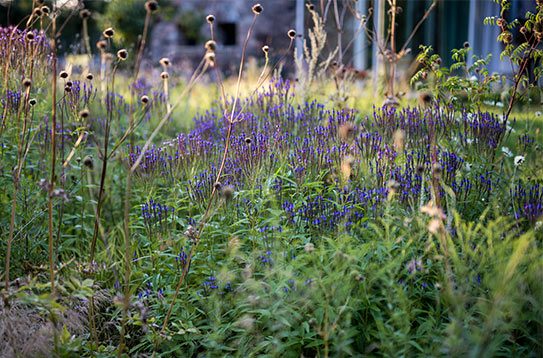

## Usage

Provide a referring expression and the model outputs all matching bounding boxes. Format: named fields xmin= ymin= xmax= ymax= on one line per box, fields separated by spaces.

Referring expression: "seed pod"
xmin=103 ymin=27 xmax=115 ymax=38
xmin=28 ymin=98 xmax=37 ymax=106
xmin=59 ymin=70 xmax=69 ymax=79
xmin=206 ymin=14 xmax=215 ymax=24
xmin=79 ymin=9 xmax=91 ymax=19
xmin=145 ymin=0 xmax=158 ymax=12
xmin=22 ymin=78 xmax=32 ymax=88
xmin=288 ymin=29 xmax=296 ymax=39
xmin=64 ymin=85 xmax=72 ymax=93
xmin=222 ymin=185 xmax=235 ymax=202
xmin=252 ymin=3 xmax=263 ymax=14
xmin=140 ymin=95 xmax=149 ymax=104
xmin=86 ymin=73 xmax=94 ymax=81
xmin=160 ymin=71 xmax=169 ymax=80
xmin=244 ymin=137 xmax=252 ymax=144
xmin=159 ymin=57 xmax=170 ymax=67
xmin=205 ymin=40 xmax=216 ymax=52
xmin=96 ymin=40 xmax=107 ymax=50
xmin=117 ymin=49 xmax=128 ymax=60
xmin=463 ymin=41 xmax=469 ymax=49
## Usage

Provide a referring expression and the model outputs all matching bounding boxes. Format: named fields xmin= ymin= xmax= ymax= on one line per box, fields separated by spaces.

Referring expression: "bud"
xmin=304 ymin=242 xmax=315 ymax=253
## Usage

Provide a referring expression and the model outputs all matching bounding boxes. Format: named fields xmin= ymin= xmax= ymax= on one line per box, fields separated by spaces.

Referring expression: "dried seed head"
xmin=160 ymin=71 xmax=169 ymax=80
xmin=463 ymin=41 xmax=469 ymax=49
xmin=307 ymin=3 xmax=315 ymax=11
xmin=117 ymin=49 xmax=128 ymax=60
xmin=59 ymin=70 xmax=69 ymax=79
xmin=252 ymin=3 xmax=263 ymax=14
xmin=145 ymin=0 xmax=158 ymax=13
xmin=214 ymin=181 xmax=222 ymax=191
xmin=79 ymin=9 xmax=91 ymax=19
xmin=206 ymin=14 xmax=215 ymax=23
xmin=159 ymin=57 xmax=171 ymax=67
xmin=222 ymin=185 xmax=235 ymax=202
xmin=244 ymin=137 xmax=252 ymax=144
xmin=387 ymin=180 xmax=400 ymax=195
xmin=86 ymin=73 xmax=94 ymax=81
xmin=262 ymin=45 xmax=269 ymax=53
xmin=64 ymin=85 xmax=72 ymax=93
xmin=288 ymin=29 xmax=296 ymax=39
xmin=25 ymin=32 xmax=35 ymax=41
xmin=41 ymin=6 xmax=50 ymax=15
xmin=33 ymin=8 xmax=43 ymax=17
xmin=28 ymin=98 xmax=37 ymax=106
xmin=22 ymin=78 xmax=32 ymax=88
xmin=205 ymin=40 xmax=216 ymax=51
xmin=103 ymin=27 xmax=115 ymax=38
xmin=140 ymin=95 xmax=149 ymax=104
xmin=82 ymin=155 xmax=94 ymax=169
xmin=96 ymin=40 xmax=107 ymax=50
xmin=66 ymin=81 xmax=73 ymax=88
xmin=415 ymin=164 xmax=425 ymax=176
xmin=79 ymin=109 xmax=90 ymax=118
xmin=304 ymin=242 xmax=314 ymax=253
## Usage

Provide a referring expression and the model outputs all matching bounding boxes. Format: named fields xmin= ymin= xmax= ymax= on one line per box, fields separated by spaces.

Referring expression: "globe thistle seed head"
xmin=244 ymin=137 xmax=252 ymax=144
xmin=463 ymin=41 xmax=469 ymax=49
xmin=66 ymin=81 xmax=73 ymax=88
xmin=206 ymin=14 xmax=215 ymax=23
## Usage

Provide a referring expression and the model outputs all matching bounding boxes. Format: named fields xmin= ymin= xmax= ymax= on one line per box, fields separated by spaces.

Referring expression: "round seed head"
xmin=205 ymin=40 xmax=216 ymax=51
xmin=64 ymin=85 xmax=72 ymax=93
xmin=160 ymin=71 xmax=169 ymax=79
xmin=432 ymin=163 xmax=442 ymax=178
xmin=79 ymin=9 xmax=91 ymax=19
xmin=41 ymin=6 xmax=50 ymax=15
xmin=86 ymin=73 xmax=94 ymax=81
xmin=252 ymin=3 xmax=263 ymax=14
xmin=159 ymin=57 xmax=171 ymax=67
xmin=33 ymin=8 xmax=43 ymax=17
xmin=214 ymin=181 xmax=222 ymax=190
xmin=117 ymin=49 xmax=128 ymax=60
xmin=244 ymin=137 xmax=252 ymax=144
xmin=79 ymin=109 xmax=90 ymax=118
xmin=103 ymin=27 xmax=115 ymax=38
xmin=28 ymin=98 xmax=37 ymax=106
xmin=307 ymin=4 xmax=315 ymax=11
xmin=262 ymin=45 xmax=269 ymax=53
xmin=420 ymin=92 xmax=432 ymax=106
xmin=96 ymin=40 xmax=107 ymax=50
xmin=26 ymin=32 xmax=35 ymax=41
xmin=140 ymin=95 xmax=149 ymax=104
xmin=206 ymin=14 xmax=215 ymax=23
xmin=145 ymin=0 xmax=158 ymax=12
xmin=59 ymin=70 xmax=69 ymax=79
xmin=416 ymin=164 xmax=425 ymax=176
xmin=82 ymin=155 xmax=94 ymax=169
xmin=288 ymin=29 xmax=296 ymax=39
xmin=22 ymin=78 xmax=32 ymax=88
xmin=222 ymin=185 xmax=235 ymax=202
xmin=463 ymin=41 xmax=469 ymax=49
xmin=66 ymin=81 xmax=73 ymax=87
